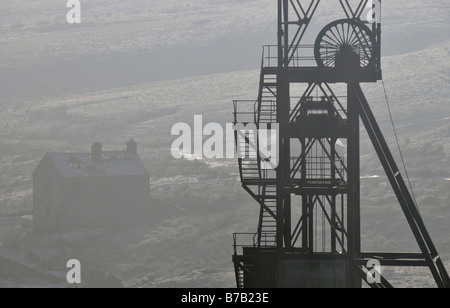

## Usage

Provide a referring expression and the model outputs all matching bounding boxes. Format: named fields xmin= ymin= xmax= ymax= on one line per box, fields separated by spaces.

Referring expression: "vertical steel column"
xmin=347 ymin=82 xmax=362 ymax=287
xmin=308 ymin=196 xmax=314 ymax=252
xmin=276 ymin=74 xmax=291 ymax=249
xmin=283 ymin=0 xmax=289 ymax=68
xmin=301 ymin=139 xmax=308 ymax=250
xmin=276 ymin=0 xmax=283 ymax=251
xmin=277 ymin=0 xmax=283 ymax=69
xmin=331 ymin=138 xmax=337 ymax=253
xmin=276 ymin=0 xmax=292 ymax=250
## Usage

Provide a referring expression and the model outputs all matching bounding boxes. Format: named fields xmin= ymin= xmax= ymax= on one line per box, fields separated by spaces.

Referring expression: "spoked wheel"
xmin=314 ymin=19 xmax=376 ymax=68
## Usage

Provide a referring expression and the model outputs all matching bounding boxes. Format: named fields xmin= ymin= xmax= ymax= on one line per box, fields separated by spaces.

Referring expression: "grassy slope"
xmin=0 ymin=39 xmax=449 ymax=287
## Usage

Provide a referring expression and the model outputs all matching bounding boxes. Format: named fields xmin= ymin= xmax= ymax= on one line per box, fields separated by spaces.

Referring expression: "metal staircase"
xmin=234 ymin=49 xmax=279 ymax=249
xmin=256 ymin=184 xmax=277 ymax=247
xmin=257 ymin=61 xmax=277 ymax=124
xmin=234 ymin=263 xmax=245 ymax=289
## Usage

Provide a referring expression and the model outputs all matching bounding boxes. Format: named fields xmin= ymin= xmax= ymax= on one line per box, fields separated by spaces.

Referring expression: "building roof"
xmin=45 ymin=151 xmax=149 ymax=178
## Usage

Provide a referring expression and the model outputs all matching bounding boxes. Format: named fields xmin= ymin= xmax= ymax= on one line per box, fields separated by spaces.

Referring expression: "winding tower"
xmin=232 ymin=0 xmax=449 ymax=288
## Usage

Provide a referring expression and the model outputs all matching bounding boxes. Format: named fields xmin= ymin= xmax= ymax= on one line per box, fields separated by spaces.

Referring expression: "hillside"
xmin=0 ymin=39 xmax=449 ymax=287
xmin=0 ymin=0 xmax=449 ymax=288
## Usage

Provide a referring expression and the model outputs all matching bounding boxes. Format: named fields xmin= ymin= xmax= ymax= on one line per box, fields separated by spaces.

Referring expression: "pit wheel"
xmin=314 ymin=19 xmax=376 ymax=68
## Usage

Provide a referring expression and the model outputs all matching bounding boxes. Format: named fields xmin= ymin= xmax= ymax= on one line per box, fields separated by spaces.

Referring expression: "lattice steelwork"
xmin=232 ymin=0 xmax=449 ymax=288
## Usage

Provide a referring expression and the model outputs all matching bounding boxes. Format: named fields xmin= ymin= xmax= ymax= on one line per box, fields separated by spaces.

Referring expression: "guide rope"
xmin=381 ymin=79 xmax=420 ymax=211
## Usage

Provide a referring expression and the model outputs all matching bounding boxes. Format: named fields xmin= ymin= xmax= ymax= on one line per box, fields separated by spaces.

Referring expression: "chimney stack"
xmin=91 ymin=142 xmax=103 ymax=162
xmin=127 ymin=139 xmax=138 ymax=154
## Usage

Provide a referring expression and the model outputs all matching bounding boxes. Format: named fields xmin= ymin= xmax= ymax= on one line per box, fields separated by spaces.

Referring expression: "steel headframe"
xmin=233 ymin=0 xmax=449 ymax=289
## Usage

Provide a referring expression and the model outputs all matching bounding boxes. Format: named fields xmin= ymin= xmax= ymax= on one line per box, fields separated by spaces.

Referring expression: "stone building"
xmin=33 ymin=140 xmax=150 ymax=230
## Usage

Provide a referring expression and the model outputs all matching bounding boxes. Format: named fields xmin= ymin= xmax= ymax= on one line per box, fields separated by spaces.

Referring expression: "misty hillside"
xmin=0 ymin=0 xmax=449 ymax=288
xmin=0 ymin=40 xmax=449 ymax=288
xmin=1 ymin=0 xmax=448 ymax=98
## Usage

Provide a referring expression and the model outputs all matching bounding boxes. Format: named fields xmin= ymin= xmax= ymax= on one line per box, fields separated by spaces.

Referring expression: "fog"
xmin=0 ymin=0 xmax=449 ymax=288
